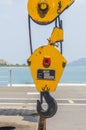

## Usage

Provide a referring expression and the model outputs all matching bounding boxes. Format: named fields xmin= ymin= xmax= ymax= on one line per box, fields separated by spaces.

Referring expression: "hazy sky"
xmin=0 ymin=0 xmax=86 ymax=64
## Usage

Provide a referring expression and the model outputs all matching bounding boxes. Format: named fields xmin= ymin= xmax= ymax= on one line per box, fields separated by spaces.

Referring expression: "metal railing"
xmin=0 ymin=67 xmax=33 ymax=86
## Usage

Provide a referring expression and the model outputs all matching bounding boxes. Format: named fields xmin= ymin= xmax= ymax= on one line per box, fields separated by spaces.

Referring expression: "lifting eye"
xmin=38 ymin=2 xmax=48 ymax=11
xmin=43 ymin=57 xmax=51 ymax=67
xmin=38 ymin=2 xmax=49 ymax=18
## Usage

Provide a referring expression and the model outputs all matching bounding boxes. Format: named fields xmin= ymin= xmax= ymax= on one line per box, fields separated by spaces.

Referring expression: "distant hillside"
xmin=0 ymin=59 xmax=11 ymax=66
xmin=1 ymin=58 xmax=86 ymax=67
xmin=68 ymin=58 xmax=86 ymax=66
xmin=0 ymin=59 xmax=27 ymax=67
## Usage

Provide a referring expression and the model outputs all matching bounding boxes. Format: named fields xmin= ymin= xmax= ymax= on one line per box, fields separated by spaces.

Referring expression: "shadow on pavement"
xmin=23 ymin=115 xmax=38 ymax=122
xmin=0 ymin=126 xmax=16 ymax=130
xmin=0 ymin=109 xmax=39 ymax=122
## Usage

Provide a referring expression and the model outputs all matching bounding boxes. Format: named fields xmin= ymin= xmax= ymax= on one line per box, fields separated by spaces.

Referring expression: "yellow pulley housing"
xmin=48 ymin=27 xmax=64 ymax=45
xmin=27 ymin=45 xmax=67 ymax=92
xmin=27 ymin=0 xmax=74 ymax=24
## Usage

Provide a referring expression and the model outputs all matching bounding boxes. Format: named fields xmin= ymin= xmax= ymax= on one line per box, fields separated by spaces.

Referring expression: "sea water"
xmin=0 ymin=65 xmax=86 ymax=86
xmin=61 ymin=65 xmax=86 ymax=83
xmin=0 ymin=67 xmax=33 ymax=86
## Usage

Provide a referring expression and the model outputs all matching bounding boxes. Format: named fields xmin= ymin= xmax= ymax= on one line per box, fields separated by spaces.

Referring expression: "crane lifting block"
xmin=27 ymin=0 xmax=75 ymax=24
xmin=48 ymin=27 xmax=64 ymax=45
xmin=27 ymin=45 xmax=67 ymax=92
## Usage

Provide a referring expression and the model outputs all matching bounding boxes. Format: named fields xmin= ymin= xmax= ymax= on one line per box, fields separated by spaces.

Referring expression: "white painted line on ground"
xmin=27 ymin=92 xmax=39 ymax=95
xmin=0 ymin=98 xmax=86 ymax=101
xmin=0 ymin=103 xmax=37 ymax=105
xmin=0 ymin=98 xmax=29 ymax=100
xmin=0 ymin=103 xmax=86 ymax=106
xmin=69 ymin=99 xmax=86 ymax=101
xmin=0 ymin=103 xmax=25 ymax=105
xmin=0 ymin=98 xmax=70 ymax=100
xmin=58 ymin=83 xmax=86 ymax=87
xmin=0 ymin=98 xmax=39 ymax=100
xmin=51 ymin=98 xmax=86 ymax=101
xmin=7 ymin=83 xmax=86 ymax=87
xmin=9 ymin=84 xmax=36 ymax=87
xmin=58 ymin=103 xmax=86 ymax=106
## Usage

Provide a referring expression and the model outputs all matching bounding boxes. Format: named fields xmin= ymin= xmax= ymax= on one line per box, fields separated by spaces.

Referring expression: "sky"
xmin=0 ymin=0 xmax=86 ymax=64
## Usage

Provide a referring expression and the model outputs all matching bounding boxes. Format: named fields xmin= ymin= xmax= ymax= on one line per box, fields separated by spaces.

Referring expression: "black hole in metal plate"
xmin=0 ymin=126 xmax=16 ymax=130
xmin=62 ymin=62 xmax=66 ymax=68
xmin=45 ymin=59 xmax=48 ymax=63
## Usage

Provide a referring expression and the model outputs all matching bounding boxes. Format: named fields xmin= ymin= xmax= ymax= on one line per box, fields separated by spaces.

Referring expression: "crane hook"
xmin=37 ymin=91 xmax=57 ymax=118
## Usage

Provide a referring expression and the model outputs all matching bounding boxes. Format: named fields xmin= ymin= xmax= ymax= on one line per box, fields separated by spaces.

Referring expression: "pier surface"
xmin=0 ymin=84 xmax=86 ymax=130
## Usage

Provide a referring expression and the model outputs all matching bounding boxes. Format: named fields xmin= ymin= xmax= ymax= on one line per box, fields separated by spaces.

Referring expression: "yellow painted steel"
xmin=27 ymin=45 xmax=67 ymax=92
xmin=27 ymin=0 xmax=75 ymax=24
xmin=48 ymin=27 xmax=63 ymax=45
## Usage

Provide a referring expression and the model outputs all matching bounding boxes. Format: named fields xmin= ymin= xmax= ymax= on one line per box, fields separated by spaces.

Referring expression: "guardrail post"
xmin=9 ymin=69 xmax=12 ymax=87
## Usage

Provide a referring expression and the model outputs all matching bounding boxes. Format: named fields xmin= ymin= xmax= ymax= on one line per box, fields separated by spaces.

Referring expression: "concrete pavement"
xmin=0 ymin=84 xmax=86 ymax=130
xmin=47 ymin=105 xmax=86 ymax=130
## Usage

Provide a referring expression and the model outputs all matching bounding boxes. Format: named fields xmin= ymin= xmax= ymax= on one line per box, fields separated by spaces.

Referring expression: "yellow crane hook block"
xmin=27 ymin=0 xmax=75 ymax=24
xmin=27 ymin=45 xmax=67 ymax=92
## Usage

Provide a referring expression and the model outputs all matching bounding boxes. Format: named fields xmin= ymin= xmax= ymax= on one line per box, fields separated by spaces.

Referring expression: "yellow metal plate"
xmin=27 ymin=45 xmax=67 ymax=92
xmin=48 ymin=27 xmax=63 ymax=45
xmin=27 ymin=0 xmax=75 ymax=24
